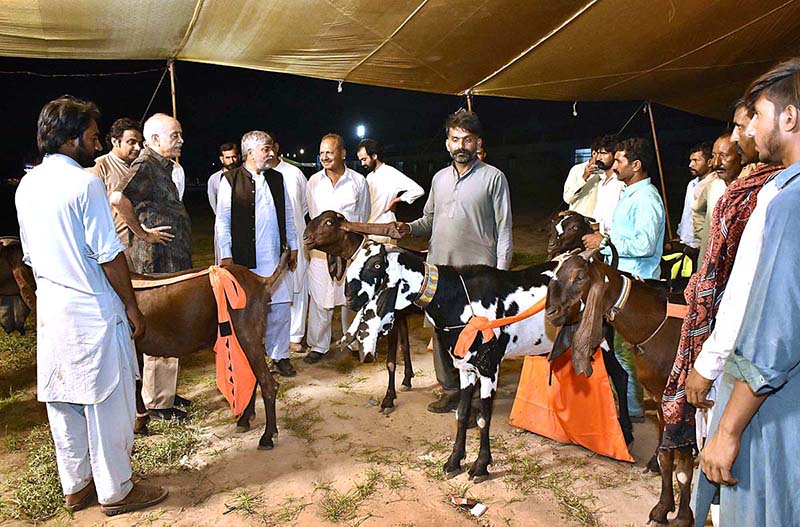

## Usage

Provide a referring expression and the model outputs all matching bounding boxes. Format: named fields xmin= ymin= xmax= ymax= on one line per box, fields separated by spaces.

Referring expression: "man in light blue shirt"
xmin=583 ymin=137 xmax=665 ymax=419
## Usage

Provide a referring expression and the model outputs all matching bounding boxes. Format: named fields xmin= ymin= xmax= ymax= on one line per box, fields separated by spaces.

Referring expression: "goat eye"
xmin=374 ymin=263 xmax=381 ymax=269
xmin=325 ymin=220 xmax=332 ymax=225
xmin=572 ymin=226 xmax=579 ymax=231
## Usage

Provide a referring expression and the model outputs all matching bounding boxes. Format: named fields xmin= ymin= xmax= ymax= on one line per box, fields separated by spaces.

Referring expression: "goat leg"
xmin=133 ymin=351 xmax=150 ymax=435
xmin=258 ymin=370 xmax=279 ymax=450
xmin=380 ymin=327 xmax=399 ymax=414
xmin=672 ymin=449 xmax=695 ymax=527
xmin=649 ymin=449 xmax=676 ymax=525
xmin=468 ymin=376 xmax=495 ymax=484
xmin=444 ymin=372 xmax=475 ymax=479
xmin=398 ymin=316 xmax=414 ymax=390
xmin=235 ymin=388 xmax=258 ymax=433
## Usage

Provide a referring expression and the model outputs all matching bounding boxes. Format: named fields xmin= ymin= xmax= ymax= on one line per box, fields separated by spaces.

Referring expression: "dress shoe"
xmin=147 ymin=407 xmax=188 ymax=421
xmin=100 ymin=483 xmax=168 ymax=516
xmin=427 ymin=391 xmax=460 ymax=413
xmin=173 ymin=395 xmax=192 ymax=408
xmin=303 ymin=351 xmax=326 ymax=364
xmin=275 ymin=358 xmax=297 ymax=377
xmin=65 ymin=480 xmax=96 ymax=512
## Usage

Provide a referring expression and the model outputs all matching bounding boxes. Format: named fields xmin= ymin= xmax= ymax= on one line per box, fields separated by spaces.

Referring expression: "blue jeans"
xmin=614 ymin=333 xmax=644 ymax=417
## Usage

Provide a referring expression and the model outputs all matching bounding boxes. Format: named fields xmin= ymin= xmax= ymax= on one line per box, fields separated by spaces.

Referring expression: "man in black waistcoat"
xmin=215 ymin=131 xmax=298 ymax=377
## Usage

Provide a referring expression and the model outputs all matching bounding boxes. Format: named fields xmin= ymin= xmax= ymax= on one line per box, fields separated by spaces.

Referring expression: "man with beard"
xmin=16 ymin=96 xmax=167 ymax=515
xmin=207 ymin=143 xmax=241 ymax=264
xmin=676 ymin=142 xmax=712 ymax=248
xmin=305 ymin=133 xmax=371 ymax=364
xmin=357 ymin=138 xmax=424 ymax=244
xmin=589 ymin=134 xmax=623 ymax=234
xmin=583 ymin=137 xmax=665 ymax=421
xmin=216 ymin=131 xmax=299 ymax=377
xmin=88 ymin=118 xmax=143 ymax=250
xmin=563 ymin=135 xmax=614 ymax=217
xmin=693 ymin=58 xmax=800 ymax=527
xmin=263 ymin=133 xmax=310 ymax=353
xmin=111 ymin=113 xmax=192 ymax=421
xmin=396 ymin=111 xmax=513 ymax=413
xmin=694 ymin=133 xmax=744 ymax=263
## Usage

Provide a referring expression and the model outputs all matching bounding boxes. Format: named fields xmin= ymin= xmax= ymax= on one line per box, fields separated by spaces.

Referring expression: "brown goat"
xmin=545 ymin=250 xmax=692 ymax=527
xmin=1 ymin=238 xmax=288 ymax=451
xmin=0 ymin=238 xmax=35 ymax=334
xmin=303 ymin=210 xmax=414 ymax=414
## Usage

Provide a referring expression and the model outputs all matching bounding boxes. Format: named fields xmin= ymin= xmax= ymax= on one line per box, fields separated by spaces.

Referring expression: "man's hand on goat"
xmin=394 ymin=221 xmax=411 ymax=238
xmin=142 ymin=225 xmax=174 ymax=246
xmin=687 ymin=369 xmax=715 ymax=409
xmin=127 ymin=305 xmax=146 ymax=340
xmin=582 ymin=232 xmax=604 ymax=250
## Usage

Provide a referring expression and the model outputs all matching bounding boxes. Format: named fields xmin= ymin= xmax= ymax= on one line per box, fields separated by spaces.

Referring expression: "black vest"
xmin=224 ymin=166 xmax=287 ymax=269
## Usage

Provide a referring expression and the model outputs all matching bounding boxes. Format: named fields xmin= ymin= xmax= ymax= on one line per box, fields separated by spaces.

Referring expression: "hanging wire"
xmin=617 ymin=101 xmax=648 ymax=135
xmin=141 ymin=66 xmax=171 ymax=122
xmin=0 ymin=67 xmax=166 ymax=78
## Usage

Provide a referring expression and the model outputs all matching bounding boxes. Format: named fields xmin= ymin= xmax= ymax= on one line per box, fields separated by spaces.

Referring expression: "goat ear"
xmin=571 ymin=263 xmax=607 ymax=377
xmin=579 ymin=247 xmax=599 ymax=261
xmin=375 ymin=284 xmax=398 ymax=322
xmin=327 ymin=254 xmax=347 ymax=282
xmin=548 ymin=323 xmax=577 ymax=362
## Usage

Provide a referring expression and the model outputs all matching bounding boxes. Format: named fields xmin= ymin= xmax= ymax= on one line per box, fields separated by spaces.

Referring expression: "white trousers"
xmin=142 ymin=356 xmax=179 ymax=410
xmin=306 ymin=297 xmax=353 ymax=355
xmin=46 ymin=361 xmax=135 ymax=504
xmin=265 ymin=302 xmax=291 ymax=361
xmin=289 ymin=281 xmax=308 ymax=344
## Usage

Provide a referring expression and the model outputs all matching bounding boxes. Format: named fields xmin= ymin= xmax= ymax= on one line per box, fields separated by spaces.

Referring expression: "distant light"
xmin=293 ymin=154 xmax=297 ymax=158
xmin=299 ymin=148 xmax=305 ymax=155
xmin=356 ymin=124 xmax=366 ymax=139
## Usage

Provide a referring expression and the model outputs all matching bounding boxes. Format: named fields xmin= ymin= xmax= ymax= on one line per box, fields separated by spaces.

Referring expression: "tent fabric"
xmin=1 ymin=1 xmax=800 ymax=118
xmin=509 ymin=349 xmax=634 ymax=463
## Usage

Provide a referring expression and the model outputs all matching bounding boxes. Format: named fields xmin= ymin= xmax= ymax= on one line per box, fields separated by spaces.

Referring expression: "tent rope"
xmin=141 ymin=65 xmax=170 ymax=123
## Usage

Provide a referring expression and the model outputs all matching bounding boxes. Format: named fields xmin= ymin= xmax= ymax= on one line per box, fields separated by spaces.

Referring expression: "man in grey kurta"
xmin=398 ymin=111 xmax=512 ymax=413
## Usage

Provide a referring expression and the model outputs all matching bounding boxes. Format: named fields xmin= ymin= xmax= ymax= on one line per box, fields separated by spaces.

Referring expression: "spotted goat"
xmin=341 ymin=242 xmax=573 ymax=483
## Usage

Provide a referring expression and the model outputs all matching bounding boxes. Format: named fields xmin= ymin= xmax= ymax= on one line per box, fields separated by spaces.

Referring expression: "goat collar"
xmin=606 ymin=274 xmax=631 ymax=322
xmin=346 ymin=235 xmax=369 ymax=261
xmin=413 ymin=262 xmax=439 ymax=308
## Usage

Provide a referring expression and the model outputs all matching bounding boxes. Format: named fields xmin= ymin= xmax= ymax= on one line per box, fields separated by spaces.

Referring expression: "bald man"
xmin=110 ymin=113 xmax=192 ymax=421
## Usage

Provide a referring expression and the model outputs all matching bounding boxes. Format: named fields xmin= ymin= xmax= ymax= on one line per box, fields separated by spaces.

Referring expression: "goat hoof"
xmin=445 ymin=468 xmax=463 ymax=479
xmin=470 ymin=473 xmax=490 ymax=484
xmin=400 ymin=384 xmax=412 ymax=392
xmin=648 ymin=505 xmax=671 ymax=525
xmin=258 ymin=437 xmax=274 ymax=450
xmin=235 ymin=425 xmax=250 ymax=434
xmin=380 ymin=406 xmax=395 ymax=415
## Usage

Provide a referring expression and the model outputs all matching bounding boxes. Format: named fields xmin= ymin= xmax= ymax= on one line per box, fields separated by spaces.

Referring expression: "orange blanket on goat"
xmin=509 ymin=348 xmax=634 ymax=462
xmin=209 ymin=266 xmax=256 ymax=417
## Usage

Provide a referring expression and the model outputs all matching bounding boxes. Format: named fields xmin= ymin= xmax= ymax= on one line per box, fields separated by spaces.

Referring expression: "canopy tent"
xmin=1 ymin=0 xmax=799 ymax=119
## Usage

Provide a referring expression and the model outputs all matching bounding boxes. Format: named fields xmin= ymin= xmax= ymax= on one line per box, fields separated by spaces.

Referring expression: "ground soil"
xmin=0 ymin=212 xmax=668 ymax=527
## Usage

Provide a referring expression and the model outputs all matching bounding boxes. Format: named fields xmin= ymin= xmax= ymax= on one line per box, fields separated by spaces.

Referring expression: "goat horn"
xmin=579 ymin=247 xmax=599 ymax=260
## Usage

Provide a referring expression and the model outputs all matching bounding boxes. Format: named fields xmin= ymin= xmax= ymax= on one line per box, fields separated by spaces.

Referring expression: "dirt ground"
xmin=0 ymin=213 xmax=668 ymax=527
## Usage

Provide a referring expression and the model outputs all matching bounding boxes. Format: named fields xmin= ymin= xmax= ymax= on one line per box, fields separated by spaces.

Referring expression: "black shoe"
xmin=275 ymin=358 xmax=297 ymax=377
xmin=147 ymin=407 xmax=188 ymax=421
xmin=173 ymin=395 xmax=192 ymax=408
xmin=427 ymin=391 xmax=460 ymax=414
xmin=304 ymin=351 xmax=326 ymax=364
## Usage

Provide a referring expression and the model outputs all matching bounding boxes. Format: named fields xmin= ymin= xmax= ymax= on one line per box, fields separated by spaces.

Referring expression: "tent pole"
xmin=466 ymin=90 xmax=473 ymax=112
xmin=647 ymin=101 xmax=673 ymax=239
xmin=168 ymin=60 xmax=177 ymax=119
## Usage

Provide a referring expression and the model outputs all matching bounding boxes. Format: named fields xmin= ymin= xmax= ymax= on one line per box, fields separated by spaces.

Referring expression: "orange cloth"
xmin=209 ymin=266 xmax=256 ymax=417
xmin=454 ymin=296 xmax=547 ymax=358
xmin=509 ymin=348 xmax=634 ymax=462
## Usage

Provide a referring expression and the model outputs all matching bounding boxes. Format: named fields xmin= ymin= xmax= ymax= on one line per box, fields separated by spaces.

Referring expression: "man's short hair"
xmin=357 ymin=138 xmax=382 ymax=160
xmin=591 ymin=134 xmax=620 ymax=152
xmin=142 ymin=113 xmax=174 ymax=143
xmin=37 ymin=95 xmax=101 ymax=155
xmin=321 ymin=133 xmax=345 ymax=151
xmin=744 ymin=58 xmax=800 ymax=115
xmin=240 ymin=130 xmax=272 ymax=161
xmin=219 ymin=142 xmax=238 ymax=156
xmin=444 ymin=110 xmax=482 ymax=137
xmin=616 ymin=137 xmax=654 ymax=173
xmin=106 ymin=118 xmax=142 ymax=150
xmin=689 ymin=141 xmax=713 ymax=160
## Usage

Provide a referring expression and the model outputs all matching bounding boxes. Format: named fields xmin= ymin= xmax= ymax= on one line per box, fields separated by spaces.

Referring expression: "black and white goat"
xmin=341 ymin=242 xmax=567 ymax=483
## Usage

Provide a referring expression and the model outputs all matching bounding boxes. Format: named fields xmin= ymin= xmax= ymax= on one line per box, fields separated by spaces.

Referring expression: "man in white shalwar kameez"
xmin=216 ymin=131 xmax=299 ymax=377
xmin=266 ymin=136 xmax=309 ymax=352
xmin=304 ymin=133 xmax=370 ymax=363
xmin=16 ymin=96 xmax=167 ymax=516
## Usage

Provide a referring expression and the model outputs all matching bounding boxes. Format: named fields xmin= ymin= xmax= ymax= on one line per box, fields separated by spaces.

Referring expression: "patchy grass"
xmin=320 ymin=358 xmax=359 ymax=375
xmin=335 ymin=376 xmax=368 ymax=393
xmin=225 ymin=489 xmax=262 ymax=517
xmin=276 ymin=380 xmax=298 ymax=402
xmin=504 ymin=451 xmax=600 ymax=526
xmin=264 ymin=495 xmax=311 ymax=527
xmin=0 ymin=426 xmax=63 ymax=522
xmin=131 ymin=418 xmax=205 ymax=474
xmin=315 ymin=469 xmax=384 ymax=524
xmin=280 ymin=396 xmax=323 ymax=443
